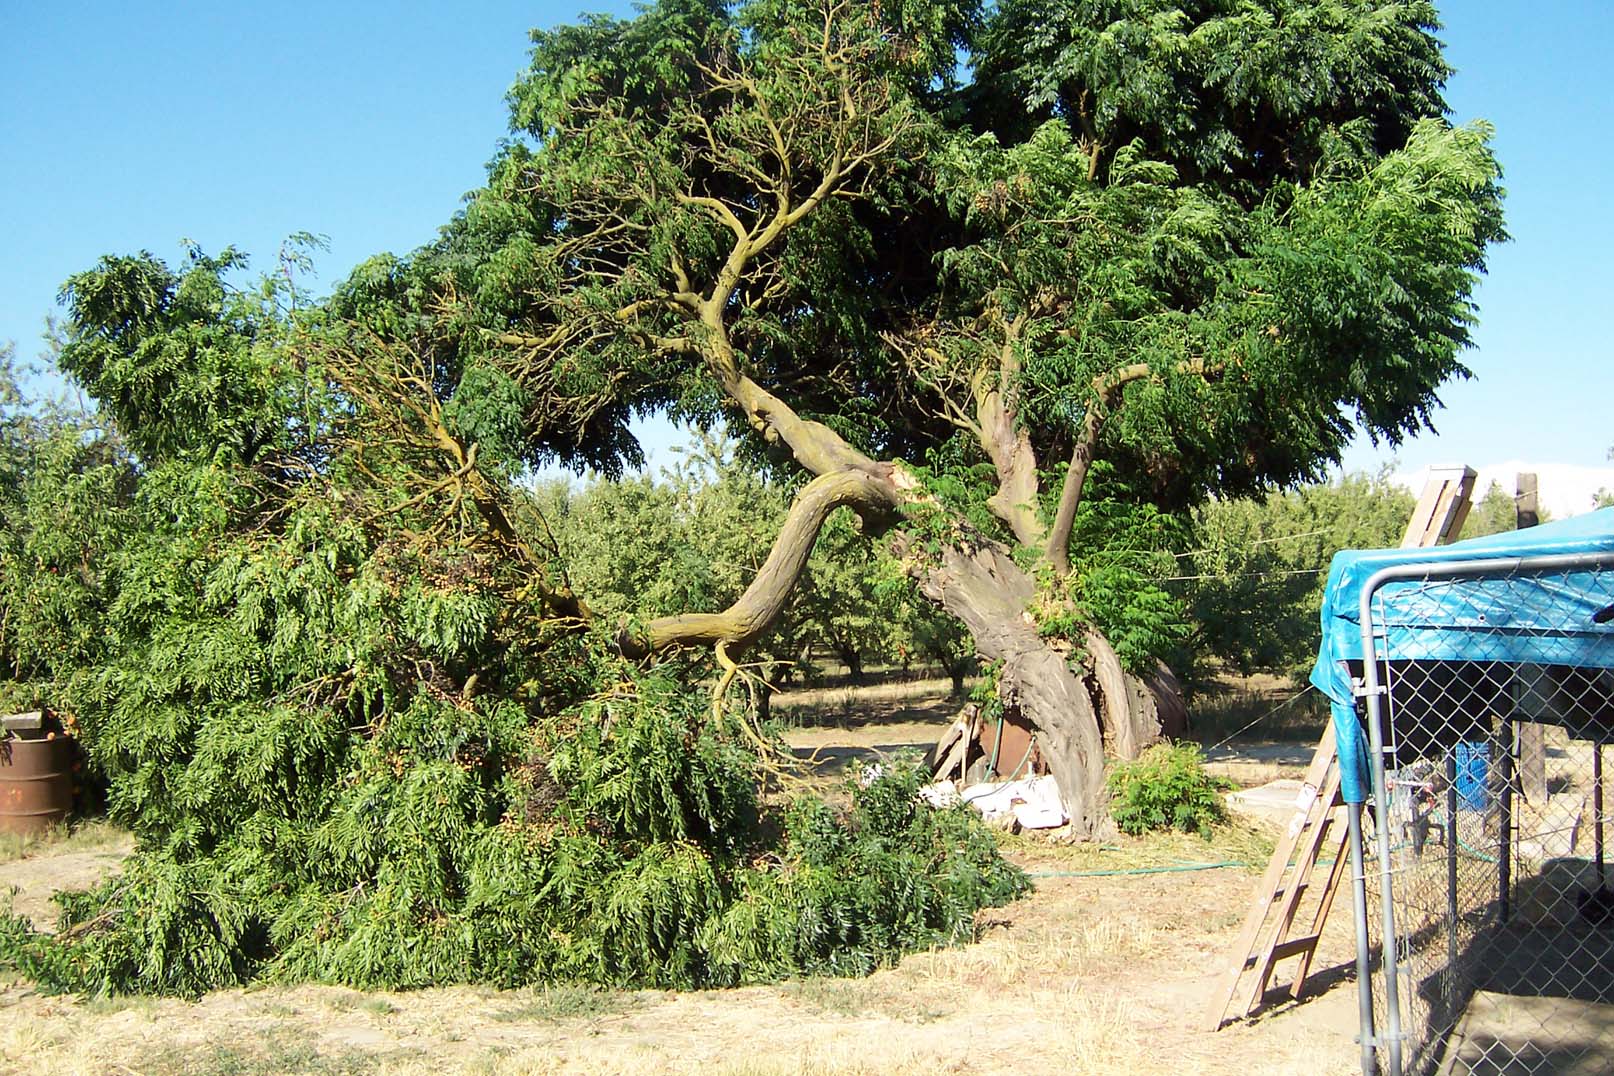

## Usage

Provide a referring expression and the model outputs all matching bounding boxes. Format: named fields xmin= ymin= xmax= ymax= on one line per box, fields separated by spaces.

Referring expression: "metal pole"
xmin=1498 ymin=723 xmax=1513 ymax=925
xmin=1445 ymin=752 xmax=1459 ymax=1024
xmin=1349 ymin=803 xmax=1378 ymax=1076
xmin=1360 ymin=659 xmax=1405 ymax=1076
xmin=1596 ymin=743 xmax=1606 ymax=890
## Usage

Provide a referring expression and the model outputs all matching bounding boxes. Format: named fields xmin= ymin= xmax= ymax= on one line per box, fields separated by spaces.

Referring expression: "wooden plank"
xmin=1517 ymin=722 xmax=1547 ymax=804
xmin=930 ymin=718 xmax=968 ymax=782
xmin=1516 ymin=472 xmax=1539 ymax=530
xmin=1201 ymin=801 xmax=1312 ymax=1029
xmin=1271 ymin=933 xmax=1323 ymax=961
xmin=1400 ymin=466 xmax=1477 ymax=548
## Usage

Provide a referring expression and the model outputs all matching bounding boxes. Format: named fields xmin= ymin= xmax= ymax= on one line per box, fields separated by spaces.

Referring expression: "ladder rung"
xmin=1271 ymin=934 xmax=1322 ymax=961
xmin=1238 ymin=931 xmax=1322 ymax=970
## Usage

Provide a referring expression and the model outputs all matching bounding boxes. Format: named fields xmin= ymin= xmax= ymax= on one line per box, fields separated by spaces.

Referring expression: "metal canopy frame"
xmin=1348 ymin=551 xmax=1614 ymax=1076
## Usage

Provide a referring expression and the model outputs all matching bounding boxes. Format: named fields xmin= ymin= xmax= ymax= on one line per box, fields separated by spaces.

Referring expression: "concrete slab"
xmin=1225 ymin=778 xmax=1311 ymax=829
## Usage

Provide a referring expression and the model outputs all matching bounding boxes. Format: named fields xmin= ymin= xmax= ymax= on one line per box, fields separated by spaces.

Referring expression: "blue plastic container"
xmin=1455 ymin=742 xmax=1491 ymax=811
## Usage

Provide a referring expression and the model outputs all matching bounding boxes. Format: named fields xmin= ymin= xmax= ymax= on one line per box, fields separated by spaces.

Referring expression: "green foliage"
xmin=1105 ymin=743 xmax=1228 ymax=838
xmin=1062 ymin=465 xmax=1194 ymax=670
xmin=1021 ymin=463 xmax=1191 ymax=671
xmin=0 ymin=255 xmax=1024 ymax=997
xmin=702 ymin=762 xmax=1026 ymax=981
xmin=977 ymin=0 xmax=1451 ymax=193
xmin=0 ymin=346 xmax=132 ymax=714
xmin=905 ymin=444 xmax=1015 ymax=549
xmin=1186 ymin=471 xmax=1415 ymax=678
xmin=55 ymin=246 xmax=301 ymax=466
xmin=930 ymin=112 xmax=1503 ymax=508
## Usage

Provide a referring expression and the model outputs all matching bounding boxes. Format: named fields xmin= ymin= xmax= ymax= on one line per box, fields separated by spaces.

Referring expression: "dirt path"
xmin=0 ymin=830 xmax=133 ymax=933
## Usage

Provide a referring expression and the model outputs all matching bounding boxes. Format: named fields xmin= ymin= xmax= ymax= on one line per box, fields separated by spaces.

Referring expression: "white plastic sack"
xmin=958 ymin=775 xmax=1067 ymax=829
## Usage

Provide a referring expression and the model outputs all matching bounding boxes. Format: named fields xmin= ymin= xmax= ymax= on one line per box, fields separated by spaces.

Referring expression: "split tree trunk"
xmin=909 ymin=544 xmax=1136 ymax=839
xmin=623 ymin=470 xmax=1173 ymax=835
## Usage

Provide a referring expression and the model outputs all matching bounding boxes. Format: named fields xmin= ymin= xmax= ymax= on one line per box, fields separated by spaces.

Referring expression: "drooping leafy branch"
xmin=2 ymin=246 xmax=1029 ymax=995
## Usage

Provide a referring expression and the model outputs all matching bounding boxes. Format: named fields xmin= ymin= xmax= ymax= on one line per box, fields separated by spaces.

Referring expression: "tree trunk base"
xmin=910 ymin=542 xmax=1117 ymax=840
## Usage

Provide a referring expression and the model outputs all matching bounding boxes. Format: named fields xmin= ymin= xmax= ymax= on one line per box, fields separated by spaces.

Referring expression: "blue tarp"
xmin=1308 ymin=508 xmax=1614 ymax=803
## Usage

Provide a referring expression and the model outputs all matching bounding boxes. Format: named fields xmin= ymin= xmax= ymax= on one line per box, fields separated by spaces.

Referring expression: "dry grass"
xmin=1001 ymin=819 xmax=1276 ymax=873
xmin=774 ymin=674 xmax=961 ymax=710
xmin=0 ymin=818 xmax=129 ymax=865
xmin=772 ymin=674 xmax=970 ymax=732
xmin=1186 ymin=671 xmax=1329 ymax=744
xmin=490 ymin=984 xmax=644 ymax=1024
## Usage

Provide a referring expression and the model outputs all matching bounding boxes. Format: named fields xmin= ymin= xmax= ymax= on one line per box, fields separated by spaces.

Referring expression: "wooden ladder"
xmin=1203 ymin=722 xmax=1351 ymax=1030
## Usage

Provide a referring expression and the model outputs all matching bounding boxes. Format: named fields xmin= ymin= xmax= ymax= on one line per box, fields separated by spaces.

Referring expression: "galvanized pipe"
xmin=1357 ymin=646 xmax=1405 ymax=1076
xmin=1348 ymin=803 xmax=1377 ymax=1076
xmin=1445 ymin=753 xmax=1459 ymax=1022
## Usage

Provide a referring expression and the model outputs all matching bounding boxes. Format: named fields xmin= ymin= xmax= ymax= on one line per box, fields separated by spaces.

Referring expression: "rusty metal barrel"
xmin=0 ymin=734 xmax=75 ymax=835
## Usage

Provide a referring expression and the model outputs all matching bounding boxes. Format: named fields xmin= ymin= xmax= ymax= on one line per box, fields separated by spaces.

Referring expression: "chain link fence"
xmin=1352 ymin=557 xmax=1614 ymax=1075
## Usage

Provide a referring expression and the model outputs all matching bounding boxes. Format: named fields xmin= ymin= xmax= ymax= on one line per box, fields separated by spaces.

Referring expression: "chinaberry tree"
xmin=334 ymin=0 xmax=1504 ymax=837
xmin=0 ymin=0 xmax=1507 ymax=997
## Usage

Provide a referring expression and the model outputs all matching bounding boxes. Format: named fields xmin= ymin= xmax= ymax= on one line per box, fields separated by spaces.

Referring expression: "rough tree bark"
xmin=907 ymin=542 xmax=1117 ymax=840
xmin=617 ymin=469 xmax=896 ymax=657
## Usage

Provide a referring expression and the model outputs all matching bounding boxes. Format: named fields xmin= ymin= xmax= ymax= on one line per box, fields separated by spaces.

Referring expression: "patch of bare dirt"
xmin=0 ymin=830 xmax=133 ymax=932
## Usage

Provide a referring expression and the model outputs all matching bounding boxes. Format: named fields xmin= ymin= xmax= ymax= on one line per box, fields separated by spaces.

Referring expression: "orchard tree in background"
xmin=0 ymin=344 xmax=131 ymax=706
xmin=1187 ymin=472 xmax=1415 ymax=679
xmin=331 ymin=0 xmax=1504 ymax=836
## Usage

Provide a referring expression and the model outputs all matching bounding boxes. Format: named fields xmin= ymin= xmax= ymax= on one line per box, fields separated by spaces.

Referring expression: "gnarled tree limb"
xmin=617 ymin=468 xmax=898 ymax=657
xmin=972 ymin=316 xmax=1046 ymax=549
xmin=1045 ymin=358 xmax=1214 ymax=575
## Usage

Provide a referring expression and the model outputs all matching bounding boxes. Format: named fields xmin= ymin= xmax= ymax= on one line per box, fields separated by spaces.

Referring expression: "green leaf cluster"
xmin=1104 ymin=742 xmax=1228 ymax=837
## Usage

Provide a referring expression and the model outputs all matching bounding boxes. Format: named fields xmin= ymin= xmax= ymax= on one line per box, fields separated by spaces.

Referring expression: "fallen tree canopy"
xmin=0 ymin=261 xmax=1024 ymax=994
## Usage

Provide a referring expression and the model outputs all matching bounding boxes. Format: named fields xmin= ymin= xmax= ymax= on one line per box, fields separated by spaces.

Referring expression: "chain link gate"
xmin=1349 ymin=553 xmax=1614 ymax=1075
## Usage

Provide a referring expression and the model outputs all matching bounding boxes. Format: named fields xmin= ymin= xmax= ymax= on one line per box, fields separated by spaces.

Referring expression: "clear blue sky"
xmin=2 ymin=2 xmax=1608 ymax=474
